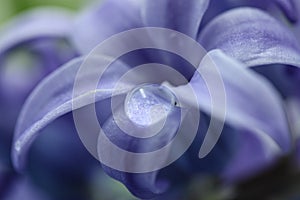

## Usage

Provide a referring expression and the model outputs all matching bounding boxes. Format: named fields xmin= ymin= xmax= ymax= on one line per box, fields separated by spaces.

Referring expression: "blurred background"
xmin=0 ymin=0 xmax=93 ymax=24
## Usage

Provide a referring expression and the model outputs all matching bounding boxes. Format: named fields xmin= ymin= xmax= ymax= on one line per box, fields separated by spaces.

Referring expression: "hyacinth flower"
xmin=9 ymin=0 xmax=300 ymax=199
xmin=0 ymin=7 xmax=104 ymax=200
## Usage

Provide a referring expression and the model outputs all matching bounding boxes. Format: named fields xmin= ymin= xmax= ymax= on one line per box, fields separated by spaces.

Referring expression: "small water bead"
xmin=125 ymin=84 xmax=177 ymax=126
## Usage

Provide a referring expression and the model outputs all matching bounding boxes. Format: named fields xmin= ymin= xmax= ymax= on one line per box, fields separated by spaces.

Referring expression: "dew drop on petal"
xmin=125 ymin=84 xmax=177 ymax=126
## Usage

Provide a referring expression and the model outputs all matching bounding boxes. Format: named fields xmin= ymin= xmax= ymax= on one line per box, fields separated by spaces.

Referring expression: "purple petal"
xmin=199 ymin=7 xmax=300 ymax=68
xmin=222 ymin=128 xmax=281 ymax=182
xmin=142 ymin=0 xmax=209 ymax=38
xmin=12 ymin=57 xmax=131 ymax=171
xmin=96 ymin=94 xmax=181 ymax=198
xmin=172 ymin=50 xmax=290 ymax=179
xmin=71 ymin=0 xmax=143 ymax=54
xmin=103 ymin=166 xmax=168 ymax=199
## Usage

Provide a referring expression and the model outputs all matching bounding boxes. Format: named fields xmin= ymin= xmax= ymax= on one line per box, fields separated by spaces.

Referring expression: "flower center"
xmin=125 ymin=84 xmax=177 ymax=126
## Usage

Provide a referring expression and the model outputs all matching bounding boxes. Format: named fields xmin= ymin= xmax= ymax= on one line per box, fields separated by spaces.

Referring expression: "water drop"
xmin=125 ymin=84 xmax=177 ymax=126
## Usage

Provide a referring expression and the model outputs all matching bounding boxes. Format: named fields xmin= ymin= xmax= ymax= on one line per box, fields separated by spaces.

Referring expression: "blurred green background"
xmin=0 ymin=0 xmax=95 ymax=24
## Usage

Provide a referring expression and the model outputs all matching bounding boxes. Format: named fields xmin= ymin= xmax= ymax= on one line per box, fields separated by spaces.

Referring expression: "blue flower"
xmin=5 ymin=0 xmax=300 ymax=199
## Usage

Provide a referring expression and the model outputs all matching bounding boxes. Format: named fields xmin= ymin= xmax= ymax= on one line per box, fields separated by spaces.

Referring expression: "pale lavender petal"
xmin=142 ymin=0 xmax=209 ymax=38
xmin=12 ymin=57 xmax=131 ymax=171
xmin=202 ymin=0 xmax=297 ymax=29
xmin=172 ymin=50 xmax=290 ymax=179
xmin=199 ymin=7 xmax=300 ymax=68
xmin=71 ymin=0 xmax=143 ymax=54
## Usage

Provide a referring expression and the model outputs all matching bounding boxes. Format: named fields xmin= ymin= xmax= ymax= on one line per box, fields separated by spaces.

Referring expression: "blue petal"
xmin=199 ymin=7 xmax=300 ymax=68
xmin=27 ymin=113 xmax=99 ymax=199
xmin=12 ymin=57 xmax=131 ymax=171
xmin=183 ymin=115 xmax=238 ymax=174
xmin=71 ymin=0 xmax=143 ymax=54
xmin=142 ymin=0 xmax=209 ymax=38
